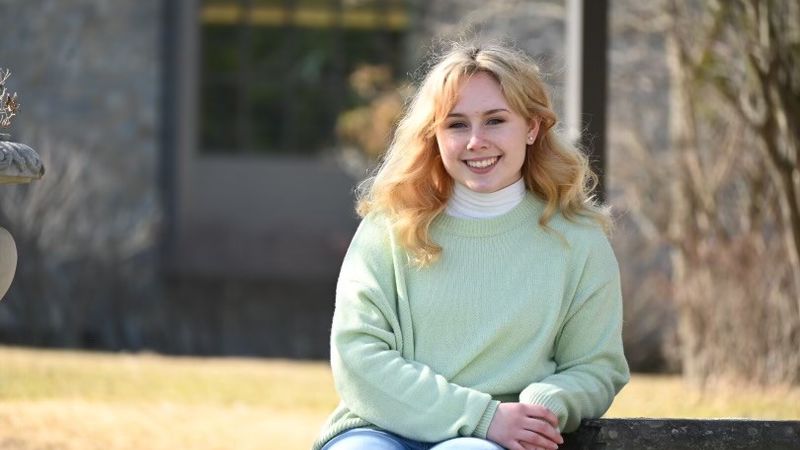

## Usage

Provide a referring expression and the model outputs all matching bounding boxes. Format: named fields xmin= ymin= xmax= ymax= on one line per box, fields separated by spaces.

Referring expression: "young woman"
xmin=314 ymin=41 xmax=629 ymax=450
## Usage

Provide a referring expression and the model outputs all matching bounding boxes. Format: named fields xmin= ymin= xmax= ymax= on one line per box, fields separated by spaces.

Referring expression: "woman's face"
xmin=435 ymin=72 xmax=538 ymax=193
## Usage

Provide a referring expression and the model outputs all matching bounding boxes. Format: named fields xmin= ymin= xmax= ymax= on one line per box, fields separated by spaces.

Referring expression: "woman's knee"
xmin=430 ymin=437 xmax=504 ymax=450
xmin=321 ymin=428 xmax=408 ymax=450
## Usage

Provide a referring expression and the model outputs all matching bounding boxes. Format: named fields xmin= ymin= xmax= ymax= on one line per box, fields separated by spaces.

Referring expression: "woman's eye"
xmin=447 ymin=122 xmax=467 ymax=129
xmin=487 ymin=118 xmax=505 ymax=125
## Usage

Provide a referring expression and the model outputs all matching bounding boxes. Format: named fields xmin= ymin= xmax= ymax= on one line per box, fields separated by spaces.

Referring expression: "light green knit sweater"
xmin=313 ymin=193 xmax=629 ymax=449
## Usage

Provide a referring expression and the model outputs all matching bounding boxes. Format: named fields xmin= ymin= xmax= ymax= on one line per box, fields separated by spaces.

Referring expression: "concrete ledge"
xmin=561 ymin=418 xmax=800 ymax=449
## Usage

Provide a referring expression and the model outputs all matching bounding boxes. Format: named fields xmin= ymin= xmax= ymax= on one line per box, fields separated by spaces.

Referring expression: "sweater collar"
xmin=434 ymin=191 xmax=546 ymax=237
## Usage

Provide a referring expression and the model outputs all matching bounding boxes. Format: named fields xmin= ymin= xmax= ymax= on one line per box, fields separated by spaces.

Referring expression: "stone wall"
xmin=407 ymin=0 xmax=566 ymax=113
xmin=0 ymin=0 xmax=163 ymax=350
xmin=606 ymin=0 xmax=674 ymax=372
xmin=0 ymin=0 xmax=160 ymax=169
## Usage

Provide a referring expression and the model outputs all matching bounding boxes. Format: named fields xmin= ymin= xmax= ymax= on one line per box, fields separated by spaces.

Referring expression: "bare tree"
xmin=612 ymin=0 xmax=800 ymax=385
xmin=666 ymin=0 xmax=800 ymax=385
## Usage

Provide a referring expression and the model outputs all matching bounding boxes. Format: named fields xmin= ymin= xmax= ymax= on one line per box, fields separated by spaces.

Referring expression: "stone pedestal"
xmin=0 ymin=137 xmax=44 ymax=300
xmin=0 ymin=226 xmax=15 ymax=300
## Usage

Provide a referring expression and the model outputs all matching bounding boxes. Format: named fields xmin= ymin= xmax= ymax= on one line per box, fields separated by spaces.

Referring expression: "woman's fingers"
xmin=508 ymin=442 xmax=529 ymax=450
xmin=517 ymin=427 xmax=561 ymax=450
xmin=521 ymin=416 xmax=563 ymax=445
xmin=521 ymin=404 xmax=560 ymax=429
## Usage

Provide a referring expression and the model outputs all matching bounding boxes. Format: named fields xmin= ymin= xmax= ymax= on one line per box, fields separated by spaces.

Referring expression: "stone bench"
xmin=561 ymin=418 xmax=800 ymax=449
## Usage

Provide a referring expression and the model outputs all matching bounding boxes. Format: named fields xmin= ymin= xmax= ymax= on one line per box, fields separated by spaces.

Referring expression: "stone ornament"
xmin=0 ymin=68 xmax=44 ymax=301
xmin=0 ymin=139 xmax=45 ymax=183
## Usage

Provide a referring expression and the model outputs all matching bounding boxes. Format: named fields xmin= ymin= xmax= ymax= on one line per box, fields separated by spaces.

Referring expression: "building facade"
xmin=0 ymin=0 xmax=569 ymax=358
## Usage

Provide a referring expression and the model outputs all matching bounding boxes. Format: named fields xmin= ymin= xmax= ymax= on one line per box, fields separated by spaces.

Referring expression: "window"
xmin=200 ymin=0 xmax=408 ymax=155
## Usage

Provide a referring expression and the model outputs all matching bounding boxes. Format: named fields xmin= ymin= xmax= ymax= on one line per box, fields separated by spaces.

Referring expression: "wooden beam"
xmin=565 ymin=0 xmax=609 ymax=203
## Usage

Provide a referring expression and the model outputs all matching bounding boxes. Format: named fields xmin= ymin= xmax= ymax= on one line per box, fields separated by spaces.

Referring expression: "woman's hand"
xmin=486 ymin=403 xmax=564 ymax=450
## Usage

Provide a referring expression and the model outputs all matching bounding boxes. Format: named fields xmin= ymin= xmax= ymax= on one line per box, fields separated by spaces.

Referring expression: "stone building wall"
xmin=407 ymin=0 xmax=566 ymax=113
xmin=0 ymin=0 xmax=164 ymax=350
xmin=0 ymin=0 xmax=161 ymax=173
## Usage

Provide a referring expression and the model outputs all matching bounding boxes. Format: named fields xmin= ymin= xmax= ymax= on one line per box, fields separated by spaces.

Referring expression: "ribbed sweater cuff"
xmin=520 ymin=392 xmax=569 ymax=431
xmin=472 ymin=400 xmax=500 ymax=439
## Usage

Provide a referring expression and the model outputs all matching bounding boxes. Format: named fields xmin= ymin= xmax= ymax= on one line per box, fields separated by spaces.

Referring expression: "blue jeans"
xmin=320 ymin=428 xmax=505 ymax=450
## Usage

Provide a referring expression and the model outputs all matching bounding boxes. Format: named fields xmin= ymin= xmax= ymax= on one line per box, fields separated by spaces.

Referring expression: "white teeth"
xmin=466 ymin=157 xmax=499 ymax=169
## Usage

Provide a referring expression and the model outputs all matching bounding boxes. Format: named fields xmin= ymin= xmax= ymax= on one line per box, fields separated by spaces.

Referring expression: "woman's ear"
xmin=527 ymin=118 xmax=541 ymax=144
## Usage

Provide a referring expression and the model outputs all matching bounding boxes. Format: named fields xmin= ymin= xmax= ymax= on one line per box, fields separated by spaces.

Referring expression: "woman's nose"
xmin=466 ymin=129 xmax=488 ymax=151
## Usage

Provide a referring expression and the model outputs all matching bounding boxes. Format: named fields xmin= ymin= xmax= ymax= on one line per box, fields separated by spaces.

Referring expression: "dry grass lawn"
xmin=0 ymin=346 xmax=798 ymax=449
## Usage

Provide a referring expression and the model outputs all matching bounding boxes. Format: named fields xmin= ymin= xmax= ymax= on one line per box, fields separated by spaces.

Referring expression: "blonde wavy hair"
xmin=357 ymin=41 xmax=611 ymax=266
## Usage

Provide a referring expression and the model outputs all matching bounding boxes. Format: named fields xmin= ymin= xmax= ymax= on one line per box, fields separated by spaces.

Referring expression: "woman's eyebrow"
xmin=445 ymin=108 xmax=510 ymax=118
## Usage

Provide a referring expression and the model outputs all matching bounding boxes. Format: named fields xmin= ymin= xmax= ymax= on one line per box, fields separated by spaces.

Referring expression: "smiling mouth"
xmin=465 ymin=156 xmax=500 ymax=169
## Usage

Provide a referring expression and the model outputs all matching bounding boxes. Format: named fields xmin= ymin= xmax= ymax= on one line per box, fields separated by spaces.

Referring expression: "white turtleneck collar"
xmin=445 ymin=178 xmax=527 ymax=219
